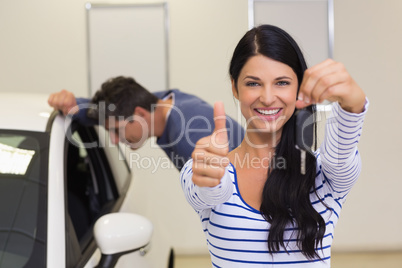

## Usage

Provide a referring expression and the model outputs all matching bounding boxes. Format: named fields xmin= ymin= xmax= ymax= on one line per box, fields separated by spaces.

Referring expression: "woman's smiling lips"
xmin=254 ymin=108 xmax=282 ymax=121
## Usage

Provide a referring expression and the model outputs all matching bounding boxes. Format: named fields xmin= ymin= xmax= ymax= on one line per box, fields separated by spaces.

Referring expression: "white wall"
xmin=330 ymin=0 xmax=402 ymax=251
xmin=1 ymin=0 xmax=401 ymax=254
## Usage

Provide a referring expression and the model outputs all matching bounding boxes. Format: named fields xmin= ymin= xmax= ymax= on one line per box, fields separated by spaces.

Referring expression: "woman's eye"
xmin=276 ymin=81 xmax=290 ymax=86
xmin=246 ymin=81 xmax=260 ymax=87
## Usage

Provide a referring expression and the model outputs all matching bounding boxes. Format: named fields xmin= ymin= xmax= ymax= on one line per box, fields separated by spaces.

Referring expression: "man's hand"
xmin=48 ymin=89 xmax=78 ymax=116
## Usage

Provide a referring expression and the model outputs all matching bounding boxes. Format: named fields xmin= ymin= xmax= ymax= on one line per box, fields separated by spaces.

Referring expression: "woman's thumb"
xmin=213 ymin=102 xmax=229 ymax=150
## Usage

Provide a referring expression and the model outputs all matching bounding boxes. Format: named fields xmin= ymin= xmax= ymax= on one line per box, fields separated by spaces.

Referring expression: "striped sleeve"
xmin=319 ymin=98 xmax=369 ymax=199
xmin=180 ymin=159 xmax=234 ymax=212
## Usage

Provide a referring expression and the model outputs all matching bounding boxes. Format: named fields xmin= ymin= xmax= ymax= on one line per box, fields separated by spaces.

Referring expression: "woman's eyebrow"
xmin=243 ymin=75 xmax=293 ymax=81
xmin=243 ymin=75 xmax=261 ymax=81
xmin=275 ymin=76 xmax=293 ymax=80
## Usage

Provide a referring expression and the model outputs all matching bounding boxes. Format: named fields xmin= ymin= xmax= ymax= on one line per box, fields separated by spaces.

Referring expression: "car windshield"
xmin=0 ymin=130 xmax=48 ymax=268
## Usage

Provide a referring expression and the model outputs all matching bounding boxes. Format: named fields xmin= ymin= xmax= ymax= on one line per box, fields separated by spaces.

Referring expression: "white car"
xmin=0 ymin=92 xmax=171 ymax=268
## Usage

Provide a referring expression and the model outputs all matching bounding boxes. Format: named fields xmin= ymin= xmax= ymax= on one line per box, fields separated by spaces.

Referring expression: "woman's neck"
xmin=240 ymin=129 xmax=280 ymax=155
xmin=229 ymin=137 xmax=277 ymax=171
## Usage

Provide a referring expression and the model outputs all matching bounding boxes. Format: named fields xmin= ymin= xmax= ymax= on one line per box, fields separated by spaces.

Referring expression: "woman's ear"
xmin=231 ymin=79 xmax=239 ymax=100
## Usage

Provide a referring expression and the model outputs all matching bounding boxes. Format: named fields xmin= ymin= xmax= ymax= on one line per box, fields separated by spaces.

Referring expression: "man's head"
xmin=89 ymin=76 xmax=159 ymax=119
xmin=88 ymin=76 xmax=159 ymax=149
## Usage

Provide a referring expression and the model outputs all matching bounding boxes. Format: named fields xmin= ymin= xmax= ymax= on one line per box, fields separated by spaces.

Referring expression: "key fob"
xmin=295 ymin=109 xmax=314 ymax=152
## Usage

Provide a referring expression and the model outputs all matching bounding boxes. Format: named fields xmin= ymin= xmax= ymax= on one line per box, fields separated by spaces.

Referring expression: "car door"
xmin=63 ymin=121 xmax=129 ymax=268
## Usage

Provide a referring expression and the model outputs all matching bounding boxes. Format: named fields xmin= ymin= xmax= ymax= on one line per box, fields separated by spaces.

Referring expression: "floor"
xmin=175 ymin=251 xmax=402 ymax=268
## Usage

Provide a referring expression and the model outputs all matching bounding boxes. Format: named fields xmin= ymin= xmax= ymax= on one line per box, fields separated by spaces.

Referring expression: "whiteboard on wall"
xmin=249 ymin=0 xmax=333 ymax=68
xmin=86 ymin=3 xmax=169 ymax=97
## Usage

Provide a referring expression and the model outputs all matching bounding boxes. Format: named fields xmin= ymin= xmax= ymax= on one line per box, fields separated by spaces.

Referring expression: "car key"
xmin=295 ymin=109 xmax=314 ymax=175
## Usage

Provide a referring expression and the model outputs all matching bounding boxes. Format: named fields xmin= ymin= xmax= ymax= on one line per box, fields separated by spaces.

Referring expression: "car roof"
xmin=0 ymin=92 xmax=55 ymax=133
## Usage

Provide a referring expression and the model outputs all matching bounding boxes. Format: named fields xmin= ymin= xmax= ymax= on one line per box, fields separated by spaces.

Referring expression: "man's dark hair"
xmin=88 ymin=76 xmax=159 ymax=120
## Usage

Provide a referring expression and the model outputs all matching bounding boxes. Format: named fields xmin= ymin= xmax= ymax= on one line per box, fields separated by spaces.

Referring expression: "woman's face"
xmin=232 ymin=55 xmax=298 ymax=137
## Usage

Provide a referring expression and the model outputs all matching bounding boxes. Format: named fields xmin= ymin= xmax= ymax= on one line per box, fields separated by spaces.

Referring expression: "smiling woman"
xmin=180 ymin=24 xmax=368 ymax=267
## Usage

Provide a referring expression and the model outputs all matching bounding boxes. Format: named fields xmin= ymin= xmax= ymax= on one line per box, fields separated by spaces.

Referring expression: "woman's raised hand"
xmin=191 ymin=102 xmax=230 ymax=187
xmin=296 ymin=59 xmax=366 ymax=113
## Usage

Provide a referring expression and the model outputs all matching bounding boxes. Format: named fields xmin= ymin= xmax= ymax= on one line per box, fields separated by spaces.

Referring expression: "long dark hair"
xmin=229 ymin=25 xmax=325 ymax=259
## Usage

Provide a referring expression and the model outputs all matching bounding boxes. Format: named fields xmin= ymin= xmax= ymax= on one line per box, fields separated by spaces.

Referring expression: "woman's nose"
xmin=259 ymin=86 xmax=276 ymax=105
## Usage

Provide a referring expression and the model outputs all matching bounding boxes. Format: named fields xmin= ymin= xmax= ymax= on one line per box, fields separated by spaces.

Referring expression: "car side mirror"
xmin=94 ymin=212 xmax=153 ymax=268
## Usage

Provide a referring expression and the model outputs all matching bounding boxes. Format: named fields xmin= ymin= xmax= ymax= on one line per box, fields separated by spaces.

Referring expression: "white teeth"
xmin=256 ymin=108 xmax=280 ymax=115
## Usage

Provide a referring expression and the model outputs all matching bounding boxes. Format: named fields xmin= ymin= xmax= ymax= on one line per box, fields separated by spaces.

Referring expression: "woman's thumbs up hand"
xmin=191 ymin=102 xmax=230 ymax=187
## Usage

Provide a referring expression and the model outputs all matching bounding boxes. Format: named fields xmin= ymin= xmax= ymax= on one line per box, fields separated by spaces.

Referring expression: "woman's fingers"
xmin=192 ymin=161 xmax=226 ymax=182
xmin=312 ymin=71 xmax=350 ymax=103
xmin=299 ymin=59 xmax=340 ymax=102
xmin=192 ymin=150 xmax=230 ymax=167
xmin=191 ymin=173 xmax=223 ymax=187
xmin=297 ymin=59 xmax=366 ymax=113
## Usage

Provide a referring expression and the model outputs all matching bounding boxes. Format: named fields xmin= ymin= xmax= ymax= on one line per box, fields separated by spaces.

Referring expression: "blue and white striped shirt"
xmin=180 ymin=100 xmax=368 ymax=267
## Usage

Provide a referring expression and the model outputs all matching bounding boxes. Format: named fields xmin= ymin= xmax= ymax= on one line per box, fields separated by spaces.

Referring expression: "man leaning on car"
xmin=48 ymin=76 xmax=244 ymax=170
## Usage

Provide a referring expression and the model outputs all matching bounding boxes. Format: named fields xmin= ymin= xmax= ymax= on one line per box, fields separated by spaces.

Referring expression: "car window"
xmin=66 ymin=131 xmax=96 ymax=243
xmin=65 ymin=124 xmax=128 ymax=267
xmin=95 ymin=126 xmax=130 ymax=194
xmin=0 ymin=130 xmax=48 ymax=268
